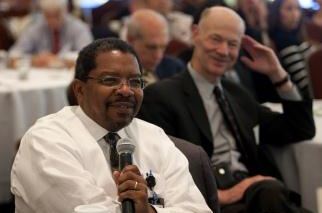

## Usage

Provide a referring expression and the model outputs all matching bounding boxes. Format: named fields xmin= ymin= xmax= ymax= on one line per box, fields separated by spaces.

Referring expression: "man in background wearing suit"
xmin=138 ymin=6 xmax=315 ymax=213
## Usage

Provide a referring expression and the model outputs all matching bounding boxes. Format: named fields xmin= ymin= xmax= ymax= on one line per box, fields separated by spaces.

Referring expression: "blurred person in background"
xmin=9 ymin=0 xmax=92 ymax=68
xmin=234 ymin=0 xmax=278 ymax=102
xmin=125 ymin=9 xmax=184 ymax=86
xmin=304 ymin=0 xmax=322 ymax=45
xmin=125 ymin=0 xmax=193 ymax=46
xmin=267 ymin=0 xmax=313 ymax=99
xmin=6 ymin=0 xmax=36 ymax=40
xmin=0 ymin=0 xmax=34 ymax=51
xmin=234 ymin=0 xmax=312 ymax=103
xmin=179 ymin=0 xmax=212 ymax=16
xmin=179 ymin=0 xmax=226 ymax=16
xmin=236 ymin=0 xmax=270 ymax=46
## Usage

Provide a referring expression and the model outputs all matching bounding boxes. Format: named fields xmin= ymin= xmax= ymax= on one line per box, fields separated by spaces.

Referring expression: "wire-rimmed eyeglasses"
xmin=86 ymin=75 xmax=145 ymax=89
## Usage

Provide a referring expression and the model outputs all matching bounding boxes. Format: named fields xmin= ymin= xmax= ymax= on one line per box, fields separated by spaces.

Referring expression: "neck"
xmin=190 ymin=56 xmax=219 ymax=84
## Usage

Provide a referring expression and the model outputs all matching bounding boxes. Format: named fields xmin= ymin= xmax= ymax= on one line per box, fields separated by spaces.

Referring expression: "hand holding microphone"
xmin=113 ymin=138 xmax=155 ymax=213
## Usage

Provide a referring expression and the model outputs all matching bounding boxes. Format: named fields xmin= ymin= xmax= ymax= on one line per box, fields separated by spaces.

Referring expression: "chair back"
xmin=165 ymin=39 xmax=190 ymax=57
xmin=308 ymin=48 xmax=322 ymax=99
xmin=305 ymin=21 xmax=322 ymax=44
xmin=168 ymin=135 xmax=220 ymax=213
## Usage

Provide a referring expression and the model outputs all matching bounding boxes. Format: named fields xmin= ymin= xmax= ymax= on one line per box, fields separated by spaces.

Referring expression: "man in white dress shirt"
xmin=10 ymin=38 xmax=212 ymax=213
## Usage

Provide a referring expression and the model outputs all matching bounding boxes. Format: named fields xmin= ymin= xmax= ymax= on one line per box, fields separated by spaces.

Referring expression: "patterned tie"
xmin=214 ymin=86 xmax=243 ymax=145
xmin=104 ymin=132 xmax=121 ymax=170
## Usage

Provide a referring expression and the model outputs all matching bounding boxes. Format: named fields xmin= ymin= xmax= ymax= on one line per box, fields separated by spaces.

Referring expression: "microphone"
xmin=116 ymin=138 xmax=136 ymax=213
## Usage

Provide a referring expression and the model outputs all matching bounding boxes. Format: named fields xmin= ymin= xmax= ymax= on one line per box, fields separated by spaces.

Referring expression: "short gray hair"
xmin=38 ymin=0 xmax=67 ymax=12
xmin=126 ymin=9 xmax=169 ymax=40
xmin=200 ymin=6 xmax=246 ymax=34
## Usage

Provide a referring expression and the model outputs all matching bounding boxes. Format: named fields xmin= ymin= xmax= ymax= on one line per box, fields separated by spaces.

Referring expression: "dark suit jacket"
xmin=155 ymin=55 xmax=185 ymax=80
xmin=169 ymin=135 xmax=220 ymax=213
xmin=138 ymin=69 xmax=315 ymax=178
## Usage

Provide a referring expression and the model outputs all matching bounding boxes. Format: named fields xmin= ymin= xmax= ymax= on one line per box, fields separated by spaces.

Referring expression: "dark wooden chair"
xmin=169 ymin=136 xmax=220 ymax=213
xmin=305 ymin=20 xmax=322 ymax=45
xmin=308 ymin=48 xmax=322 ymax=99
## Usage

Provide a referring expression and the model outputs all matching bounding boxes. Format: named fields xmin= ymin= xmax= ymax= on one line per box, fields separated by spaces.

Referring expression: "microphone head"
xmin=116 ymin=138 xmax=135 ymax=155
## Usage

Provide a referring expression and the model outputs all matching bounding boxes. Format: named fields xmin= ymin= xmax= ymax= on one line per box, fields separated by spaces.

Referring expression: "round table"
xmin=0 ymin=68 xmax=74 ymax=202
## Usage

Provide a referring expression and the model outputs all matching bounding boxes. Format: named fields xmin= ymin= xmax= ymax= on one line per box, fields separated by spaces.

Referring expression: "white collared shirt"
xmin=11 ymin=106 xmax=211 ymax=213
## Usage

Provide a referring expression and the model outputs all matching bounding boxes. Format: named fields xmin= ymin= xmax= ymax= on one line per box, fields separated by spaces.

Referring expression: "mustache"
xmin=211 ymin=55 xmax=229 ymax=62
xmin=106 ymin=97 xmax=137 ymax=106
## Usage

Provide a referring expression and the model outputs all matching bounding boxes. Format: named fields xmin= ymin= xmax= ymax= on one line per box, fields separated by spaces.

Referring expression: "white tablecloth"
xmin=0 ymin=69 xmax=74 ymax=202
xmin=313 ymin=101 xmax=322 ymax=142
xmin=266 ymin=100 xmax=322 ymax=213
xmin=318 ymin=187 xmax=322 ymax=213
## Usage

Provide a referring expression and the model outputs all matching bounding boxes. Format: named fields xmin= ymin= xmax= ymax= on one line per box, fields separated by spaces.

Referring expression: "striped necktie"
xmin=104 ymin=132 xmax=121 ymax=171
xmin=214 ymin=86 xmax=243 ymax=145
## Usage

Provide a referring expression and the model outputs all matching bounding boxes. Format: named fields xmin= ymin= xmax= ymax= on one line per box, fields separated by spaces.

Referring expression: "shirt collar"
xmin=76 ymin=106 xmax=126 ymax=141
xmin=187 ymin=62 xmax=222 ymax=98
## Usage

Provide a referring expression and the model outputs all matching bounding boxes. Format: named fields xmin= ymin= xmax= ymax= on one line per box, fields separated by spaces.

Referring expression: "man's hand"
xmin=218 ymin=175 xmax=274 ymax=205
xmin=32 ymin=52 xmax=64 ymax=68
xmin=113 ymin=165 xmax=156 ymax=213
xmin=240 ymin=36 xmax=296 ymax=91
xmin=240 ymin=36 xmax=287 ymax=83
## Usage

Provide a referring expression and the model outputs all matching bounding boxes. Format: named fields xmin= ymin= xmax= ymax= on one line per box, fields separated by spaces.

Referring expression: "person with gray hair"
xmin=125 ymin=9 xmax=184 ymax=86
xmin=125 ymin=0 xmax=192 ymax=45
xmin=139 ymin=6 xmax=315 ymax=213
xmin=10 ymin=0 xmax=93 ymax=68
xmin=38 ymin=0 xmax=67 ymax=11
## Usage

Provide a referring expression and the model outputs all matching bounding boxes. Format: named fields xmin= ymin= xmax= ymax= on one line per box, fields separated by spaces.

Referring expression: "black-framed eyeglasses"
xmin=86 ymin=75 xmax=145 ymax=89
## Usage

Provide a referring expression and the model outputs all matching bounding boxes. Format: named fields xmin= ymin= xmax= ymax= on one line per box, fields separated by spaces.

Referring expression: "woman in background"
xmin=268 ymin=0 xmax=313 ymax=98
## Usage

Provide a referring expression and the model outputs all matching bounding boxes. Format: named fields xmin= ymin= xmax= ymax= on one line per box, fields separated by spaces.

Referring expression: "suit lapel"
xmin=182 ymin=71 xmax=213 ymax=144
xmin=223 ymin=83 xmax=259 ymax=170
xmin=224 ymin=91 xmax=249 ymax=142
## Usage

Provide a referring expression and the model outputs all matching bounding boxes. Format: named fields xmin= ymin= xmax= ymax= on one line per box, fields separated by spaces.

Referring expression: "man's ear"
xmin=70 ymin=79 xmax=85 ymax=105
xmin=191 ymin=24 xmax=199 ymax=45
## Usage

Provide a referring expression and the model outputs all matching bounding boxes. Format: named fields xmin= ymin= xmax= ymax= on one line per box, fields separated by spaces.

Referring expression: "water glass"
xmin=15 ymin=55 xmax=31 ymax=80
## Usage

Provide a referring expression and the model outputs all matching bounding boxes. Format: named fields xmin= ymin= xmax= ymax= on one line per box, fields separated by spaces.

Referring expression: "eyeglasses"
xmin=86 ymin=75 xmax=145 ymax=89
